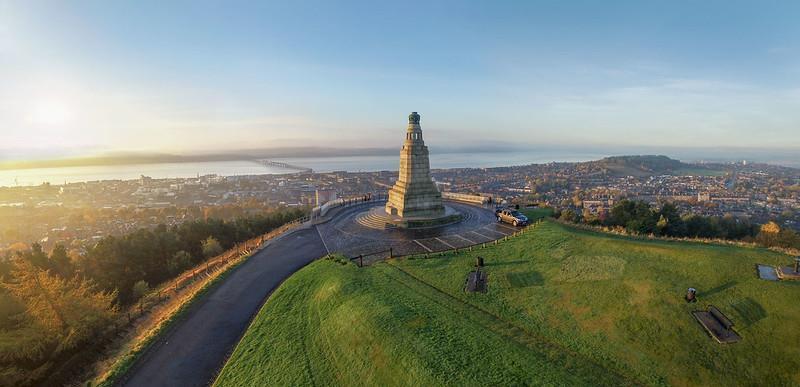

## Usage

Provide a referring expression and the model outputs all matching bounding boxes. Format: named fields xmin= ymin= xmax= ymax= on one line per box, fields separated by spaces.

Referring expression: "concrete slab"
xmin=756 ymin=264 xmax=779 ymax=281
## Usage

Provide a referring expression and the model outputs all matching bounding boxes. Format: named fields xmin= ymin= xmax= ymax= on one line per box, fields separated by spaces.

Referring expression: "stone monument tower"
xmin=385 ymin=112 xmax=445 ymax=218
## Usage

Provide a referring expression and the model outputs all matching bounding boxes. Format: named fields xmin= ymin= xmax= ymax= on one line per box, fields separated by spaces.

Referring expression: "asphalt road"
xmin=119 ymin=227 xmax=328 ymax=387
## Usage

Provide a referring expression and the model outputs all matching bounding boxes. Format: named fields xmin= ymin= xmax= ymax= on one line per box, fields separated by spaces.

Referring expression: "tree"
xmin=606 ymin=200 xmax=653 ymax=229
xmin=17 ymin=243 xmax=48 ymax=270
xmin=582 ymin=210 xmax=601 ymax=226
xmin=48 ymin=244 xmax=73 ymax=279
xmin=0 ymin=252 xmax=12 ymax=281
xmin=3 ymin=260 xmax=118 ymax=350
xmin=168 ymin=250 xmax=193 ymax=275
xmin=756 ymin=222 xmax=800 ymax=249
xmin=761 ymin=221 xmax=781 ymax=234
xmin=559 ymin=209 xmax=579 ymax=223
xmin=777 ymin=229 xmax=800 ymax=249
xmin=683 ymin=214 xmax=715 ymax=238
xmin=202 ymin=236 xmax=224 ymax=259
xmin=717 ymin=215 xmax=756 ymax=240
xmin=648 ymin=203 xmax=687 ymax=237
xmin=656 ymin=215 xmax=669 ymax=235
xmin=79 ymin=235 xmax=142 ymax=304
xmin=132 ymin=280 xmax=150 ymax=301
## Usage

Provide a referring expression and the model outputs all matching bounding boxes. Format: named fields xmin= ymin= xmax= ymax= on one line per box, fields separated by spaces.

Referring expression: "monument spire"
xmin=385 ymin=112 xmax=445 ymax=219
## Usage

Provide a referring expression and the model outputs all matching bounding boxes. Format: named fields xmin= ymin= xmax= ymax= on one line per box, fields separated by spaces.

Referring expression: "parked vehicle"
xmin=495 ymin=208 xmax=528 ymax=226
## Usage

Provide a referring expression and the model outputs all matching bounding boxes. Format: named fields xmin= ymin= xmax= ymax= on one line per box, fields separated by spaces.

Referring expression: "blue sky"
xmin=1 ymin=0 xmax=799 ymax=156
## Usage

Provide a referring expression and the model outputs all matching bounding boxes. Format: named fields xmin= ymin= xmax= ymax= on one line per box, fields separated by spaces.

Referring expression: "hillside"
xmin=215 ymin=218 xmax=800 ymax=386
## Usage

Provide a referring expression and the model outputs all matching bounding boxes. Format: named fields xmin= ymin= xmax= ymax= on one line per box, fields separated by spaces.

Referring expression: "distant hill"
xmin=586 ymin=155 xmax=719 ymax=177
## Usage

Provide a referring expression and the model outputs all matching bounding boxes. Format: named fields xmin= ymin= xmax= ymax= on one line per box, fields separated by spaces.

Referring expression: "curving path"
xmin=119 ymin=227 xmax=327 ymax=387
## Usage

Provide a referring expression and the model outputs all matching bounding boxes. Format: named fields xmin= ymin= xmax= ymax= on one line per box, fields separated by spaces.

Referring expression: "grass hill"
xmin=214 ymin=216 xmax=800 ymax=386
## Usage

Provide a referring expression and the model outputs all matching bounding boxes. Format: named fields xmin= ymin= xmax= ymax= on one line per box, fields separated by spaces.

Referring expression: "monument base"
xmin=357 ymin=205 xmax=462 ymax=230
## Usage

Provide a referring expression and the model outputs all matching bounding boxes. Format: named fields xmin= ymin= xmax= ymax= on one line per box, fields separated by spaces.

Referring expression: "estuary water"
xmin=0 ymin=151 xmax=604 ymax=187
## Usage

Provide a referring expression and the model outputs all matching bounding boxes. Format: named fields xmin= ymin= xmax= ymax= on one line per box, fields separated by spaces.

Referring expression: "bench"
xmin=692 ymin=305 xmax=741 ymax=344
xmin=464 ymin=270 xmax=488 ymax=293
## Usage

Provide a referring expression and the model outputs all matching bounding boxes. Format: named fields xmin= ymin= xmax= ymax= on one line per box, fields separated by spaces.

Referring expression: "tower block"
xmin=385 ymin=112 xmax=446 ymax=218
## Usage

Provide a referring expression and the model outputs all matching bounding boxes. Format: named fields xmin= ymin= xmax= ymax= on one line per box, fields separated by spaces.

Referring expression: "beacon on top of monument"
xmin=408 ymin=111 xmax=421 ymax=124
xmin=406 ymin=111 xmax=424 ymax=141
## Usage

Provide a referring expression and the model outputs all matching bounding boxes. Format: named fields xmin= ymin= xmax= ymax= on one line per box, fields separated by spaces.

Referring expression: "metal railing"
xmin=349 ymin=248 xmax=394 ymax=267
xmin=350 ymin=219 xmax=545 ymax=266
xmin=441 ymin=191 xmax=491 ymax=205
xmin=123 ymin=214 xmax=309 ymax=323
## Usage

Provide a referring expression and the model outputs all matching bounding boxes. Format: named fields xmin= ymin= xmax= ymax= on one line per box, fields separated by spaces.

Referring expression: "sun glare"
xmin=27 ymin=98 xmax=74 ymax=126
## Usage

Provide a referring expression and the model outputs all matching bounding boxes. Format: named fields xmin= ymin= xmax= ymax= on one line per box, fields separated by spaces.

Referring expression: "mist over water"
xmin=0 ymin=160 xmax=289 ymax=187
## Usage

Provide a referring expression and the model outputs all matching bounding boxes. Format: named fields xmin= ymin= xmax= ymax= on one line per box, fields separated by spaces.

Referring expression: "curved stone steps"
xmin=356 ymin=212 xmax=394 ymax=230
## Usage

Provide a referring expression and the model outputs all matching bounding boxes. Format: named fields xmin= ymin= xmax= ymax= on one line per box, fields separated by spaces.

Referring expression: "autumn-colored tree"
xmin=756 ymin=221 xmax=781 ymax=247
xmin=2 ymin=260 xmax=118 ymax=351
xmin=761 ymin=221 xmax=781 ymax=234
xmin=16 ymin=243 xmax=48 ymax=270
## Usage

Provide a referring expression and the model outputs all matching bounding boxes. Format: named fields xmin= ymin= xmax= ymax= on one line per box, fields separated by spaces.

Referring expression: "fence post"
xmin=359 ymin=254 xmax=363 ymax=267
xmin=389 ymin=248 xmax=393 ymax=259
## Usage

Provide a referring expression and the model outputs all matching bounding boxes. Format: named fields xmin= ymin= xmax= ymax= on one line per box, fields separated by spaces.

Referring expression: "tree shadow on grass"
xmin=702 ymin=281 xmax=737 ymax=297
xmin=506 ymin=271 xmax=544 ymax=288
xmin=489 ymin=260 xmax=528 ymax=267
xmin=730 ymin=298 xmax=767 ymax=328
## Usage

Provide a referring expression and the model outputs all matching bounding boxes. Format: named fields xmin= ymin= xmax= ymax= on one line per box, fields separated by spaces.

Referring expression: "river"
xmin=0 ymin=151 xmax=607 ymax=187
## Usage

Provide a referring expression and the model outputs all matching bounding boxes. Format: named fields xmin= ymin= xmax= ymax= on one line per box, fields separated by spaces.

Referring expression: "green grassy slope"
xmin=216 ymin=221 xmax=800 ymax=386
xmin=214 ymin=255 xmax=628 ymax=386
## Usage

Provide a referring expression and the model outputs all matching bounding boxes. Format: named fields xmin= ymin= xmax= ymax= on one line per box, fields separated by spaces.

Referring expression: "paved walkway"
xmin=120 ymin=227 xmax=328 ymax=387
xmin=317 ymin=201 xmax=515 ymax=263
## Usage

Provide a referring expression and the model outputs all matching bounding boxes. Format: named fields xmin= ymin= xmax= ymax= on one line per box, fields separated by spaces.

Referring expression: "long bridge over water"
xmin=254 ymin=159 xmax=313 ymax=173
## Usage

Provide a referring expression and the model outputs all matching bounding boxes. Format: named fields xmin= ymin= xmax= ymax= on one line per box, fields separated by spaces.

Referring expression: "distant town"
xmin=0 ymin=155 xmax=797 ymax=254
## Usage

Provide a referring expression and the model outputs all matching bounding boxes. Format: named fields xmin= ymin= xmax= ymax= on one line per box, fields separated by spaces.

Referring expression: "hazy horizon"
xmin=2 ymin=143 xmax=799 ymax=170
xmin=2 ymin=1 xmax=799 ymax=156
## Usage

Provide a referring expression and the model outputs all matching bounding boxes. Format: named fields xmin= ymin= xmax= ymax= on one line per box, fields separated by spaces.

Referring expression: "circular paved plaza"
xmin=316 ymin=200 xmax=521 ymax=262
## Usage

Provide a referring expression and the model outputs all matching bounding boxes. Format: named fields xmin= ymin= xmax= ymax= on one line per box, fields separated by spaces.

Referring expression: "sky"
xmin=1 ymin=0 xmax=799 ymax=158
